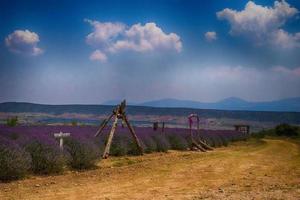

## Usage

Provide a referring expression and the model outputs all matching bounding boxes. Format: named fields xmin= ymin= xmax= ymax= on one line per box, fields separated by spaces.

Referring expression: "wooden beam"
xmin=192 ymin=140 xmax=206 ymax=152
xmin=198 ymin=140 xmax=213 ymax=150
xmin=102 ymin=110 xmax=119 ymax=159
xmin=123 ymin=115 xmax=144 ymax=155
xmin=193 ymin=134 xmax=213 ymax=151
xmin=94 ymin=113 xmax=114 ymax=137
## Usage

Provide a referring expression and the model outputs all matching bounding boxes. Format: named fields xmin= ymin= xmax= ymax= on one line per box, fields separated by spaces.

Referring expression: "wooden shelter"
xmin=234 ymin=125 xmax=250 ymax=134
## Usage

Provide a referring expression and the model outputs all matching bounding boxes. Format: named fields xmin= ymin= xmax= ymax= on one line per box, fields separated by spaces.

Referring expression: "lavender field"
xmin=0 ymin=124 xmax=248 ymax=181
xmin=0 ymin=125 xmax=248 ymax=152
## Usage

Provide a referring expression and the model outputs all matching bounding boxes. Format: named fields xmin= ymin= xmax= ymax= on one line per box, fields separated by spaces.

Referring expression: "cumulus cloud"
xmin=89 ymin=50 xmax=107 ymax=62
xmin=109 ymin=22 xmax=182 ymax=53
xmin=272 ymin=29 xmax=300 ymax=48
xmin=85 ymin=20 xmax=182 ymax=61
xmin=5 ymin=29 xmax=43 ymax=56
xmin=217 ymin=0 xmax=300 ymax=48
xmin=84 ymin=19 xmax=125 ymax=47
xmin=205 ymin=31 xmax=217 ymax=42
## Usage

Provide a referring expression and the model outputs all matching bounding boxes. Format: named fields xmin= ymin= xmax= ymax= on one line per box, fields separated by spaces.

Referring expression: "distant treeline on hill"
xmin=0 ymin=102 xmax=300 ymax=124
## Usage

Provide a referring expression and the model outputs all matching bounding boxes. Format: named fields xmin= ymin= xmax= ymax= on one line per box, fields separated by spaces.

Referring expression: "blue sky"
xmin=1 ymin=0 xmax=300 ymax=104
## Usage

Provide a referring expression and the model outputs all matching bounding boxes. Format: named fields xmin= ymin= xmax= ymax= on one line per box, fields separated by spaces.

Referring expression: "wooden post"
xmin=54 ymin=131 xmax=70 ymax=150
xmin=153 ymin=122 xmax=158 ymax=131
xmin=94 ymin=113 xmax=114 ymax=137
xmin=102 ymin=109 xmax=119 ymax=159
xmin=189 ymin=121 xmax=193 ymax=139
xmin=197 ymin=117 xmax=199 ymax=132
xmin=123 ymin=115 xmax=143 ymax=155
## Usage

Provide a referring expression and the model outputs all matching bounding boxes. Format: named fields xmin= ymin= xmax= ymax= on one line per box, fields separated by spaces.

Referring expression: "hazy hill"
xmin=138 ymin=97 xmax=300 ymax=112
xmin=1 ymin=102 xmax=300 ymax=124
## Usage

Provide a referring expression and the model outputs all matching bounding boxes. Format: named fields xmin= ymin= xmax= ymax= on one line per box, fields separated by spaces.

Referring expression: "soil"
xmin=1 ymin=138 xmax=300 ymax=200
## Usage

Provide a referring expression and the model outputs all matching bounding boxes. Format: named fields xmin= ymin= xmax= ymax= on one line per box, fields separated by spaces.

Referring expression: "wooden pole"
xmin=123 ymin=115 xmax=143 ymax=155
xmin=153 ymin=122 xmax=158 ymax=131
xmin=197 ymin=116 xmax=199 ymax=131
xmin=102 ymin=110 xmax=119 ymax=159
xmin=162 ymin=122 xmax=165 ymax=133
xmin=94 ymin=113 xmax=114 ymax=137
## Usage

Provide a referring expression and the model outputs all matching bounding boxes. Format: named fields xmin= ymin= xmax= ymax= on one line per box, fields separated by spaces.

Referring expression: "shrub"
xmin=141 ymin=136 xmax=157 ymax=153
xmin=167 ymin=133 xmax=188 ymax=150
xmin=109 ymin=135 xmax=129 ymax=156
xmin=275 ymin=124 xmax=299 ymax=137
xmin=209 ymin=135 xmax=222 ymax=147
xmin=0 ymin=137 xmax=31 ymax=181
xmin=127 ymin=139 xmax=144 ymax=155
xmin=253 ymin=124 xmax=300 ymax=139
xmin=65 ymin=137 xmax=101 ymax=169
xmin=25 ymin=140 xmax=65 ymax=174
xmin=8 ymin=132 xmax=20 ymax=140
xmin=6 ymin=117 xmax=18 ymax=127
xmin=152 ymin=134 xmax=170 ymax=152
xmin=251 ymin=131 xmax=267 ymax=139
xmin=218 ymin=135 xmax=229 ymax=146
xmin=71 ymin=120 xmax=78 ymax=126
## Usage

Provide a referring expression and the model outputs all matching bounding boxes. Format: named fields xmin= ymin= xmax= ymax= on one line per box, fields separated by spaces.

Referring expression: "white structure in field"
xmin=54 ymin=131 xmax=71 ymax=150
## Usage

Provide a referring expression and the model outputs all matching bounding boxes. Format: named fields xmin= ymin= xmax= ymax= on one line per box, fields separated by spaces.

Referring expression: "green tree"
xmin=6 ymin=117 xmax=18 ymax=127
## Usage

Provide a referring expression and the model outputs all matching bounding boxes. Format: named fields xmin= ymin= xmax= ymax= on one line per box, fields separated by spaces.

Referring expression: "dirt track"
xmin=1 ymin=139 xmax=300 ymax=200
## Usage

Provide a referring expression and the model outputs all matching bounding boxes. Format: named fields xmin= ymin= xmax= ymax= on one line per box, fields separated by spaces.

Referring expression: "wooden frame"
xmin=95 ymin=100 xmax=143 ymax=159
xmin=188 ymin=114 xmax=213 ymax=151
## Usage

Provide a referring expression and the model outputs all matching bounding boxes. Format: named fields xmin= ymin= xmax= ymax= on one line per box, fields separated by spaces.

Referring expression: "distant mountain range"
xmin=103 ymin=97 xmax=300 ymax=112
xmin=1 ymin=101 xmax=300 ymax=124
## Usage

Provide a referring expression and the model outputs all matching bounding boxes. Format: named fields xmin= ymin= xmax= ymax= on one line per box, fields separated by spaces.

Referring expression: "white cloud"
xmin=89 ymin=50 xmax=107 ymax=62
xmin=217 ymin=0 xmax=300 ymax=48
xmin=5 ymin=29 xmax=43 ymax=56
xmin=272 ymin=29 xmax=300 ymax=48
xmin=85 ymin=20 xmax=182 ymax=61
xmin=272 ymin=66 xmax=300 ymax=76
xmin=84 ymin=19 xmax=125 ymax=47
xmin=109 ymin=22 xmax=182 ymax=53
xmin=205 ymin=31 xmax=217 ymax=42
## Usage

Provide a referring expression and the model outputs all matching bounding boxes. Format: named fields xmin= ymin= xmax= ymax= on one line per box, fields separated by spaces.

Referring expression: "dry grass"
xmin=1 ymin=138 xmax=300 ymax=200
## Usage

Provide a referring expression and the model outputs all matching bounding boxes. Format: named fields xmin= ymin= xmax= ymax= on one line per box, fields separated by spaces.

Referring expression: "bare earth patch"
xmin=1 ymin=139 xmax=300 ymax=200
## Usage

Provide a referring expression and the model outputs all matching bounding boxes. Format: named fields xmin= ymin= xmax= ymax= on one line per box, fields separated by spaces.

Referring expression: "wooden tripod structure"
xmin=95 ymin=100 xmax=143 ymax=159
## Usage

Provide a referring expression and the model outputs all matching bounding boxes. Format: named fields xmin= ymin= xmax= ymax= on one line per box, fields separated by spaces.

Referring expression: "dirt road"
xmin=1 ymin=139 xmax=300 ymax=199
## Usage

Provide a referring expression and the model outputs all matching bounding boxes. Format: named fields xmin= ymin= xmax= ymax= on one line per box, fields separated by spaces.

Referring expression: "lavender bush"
xmin=25 ymin=139 xmax=65 ymax=174
xmin=0 ymin=137 xmax=31 ymax=181
xmin=127 ymin=139 xmax=145 ymax=155
xmin=140 ymin=135 xmax=157 ymax=153
xmin=0 ymin=124 xmax=249 ymax=179
xmin=167 ymin=133 xmax=188 ymax=150
xmin=152 ymin=134 xmax=171 ymax=152
xmin=109 ymin=134 xmax=130 ymax=156
xmin=64 ymin=137 xmax=101 ymax=169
